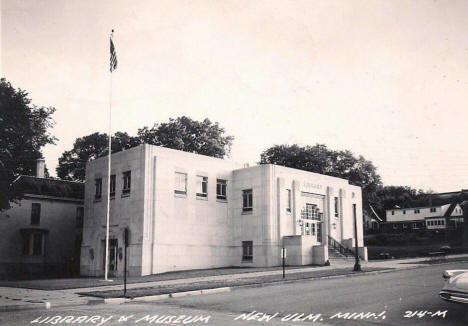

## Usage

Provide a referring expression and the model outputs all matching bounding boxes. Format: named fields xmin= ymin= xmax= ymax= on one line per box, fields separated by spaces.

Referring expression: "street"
xmin=1 ymin=262 xmax=468 ymax=326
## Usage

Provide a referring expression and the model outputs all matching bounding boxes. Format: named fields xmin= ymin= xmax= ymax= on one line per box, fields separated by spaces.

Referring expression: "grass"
xmin=78 ymin=267 xmax=391 ymax=299
xmin=0 ymin=265 xmax=316 ymax=290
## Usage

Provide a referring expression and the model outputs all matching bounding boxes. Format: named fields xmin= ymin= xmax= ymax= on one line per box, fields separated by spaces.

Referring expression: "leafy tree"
xmin=137 ymin=116 xmax=233 ymax=158
xmin=372 ymin=186 xmax=433 ymax=219
xmin=56 ymin=132 xmax=140 ymax=181
xmin=260 ymin=144 xmax=382 ymax=214
xmin=0 ymin=78 xmax=56 ymax=210
xmin=57 ymin=116 xmax=234 ymax=181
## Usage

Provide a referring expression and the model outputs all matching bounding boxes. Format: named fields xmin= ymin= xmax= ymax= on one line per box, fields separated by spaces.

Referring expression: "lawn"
xmin=78 ymin=267 xmax=391 ymax=299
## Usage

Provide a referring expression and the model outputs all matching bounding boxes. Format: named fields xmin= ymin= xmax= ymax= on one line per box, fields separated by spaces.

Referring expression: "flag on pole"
xmin=110 ymin=33 xmax=118 ymax=72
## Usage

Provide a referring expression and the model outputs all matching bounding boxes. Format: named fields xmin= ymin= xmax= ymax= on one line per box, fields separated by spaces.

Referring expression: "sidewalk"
xmin=1 ymin=254 xmax=468 ymax=311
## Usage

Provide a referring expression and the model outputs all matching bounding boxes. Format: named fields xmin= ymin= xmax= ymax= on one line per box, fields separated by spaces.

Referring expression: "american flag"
xmin=110 ymin=34 xmax=118 ymax=72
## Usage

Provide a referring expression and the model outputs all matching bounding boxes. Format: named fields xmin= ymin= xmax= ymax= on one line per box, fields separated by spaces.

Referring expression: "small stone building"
xmin=80 ymin=145 xmax=366 ymax=277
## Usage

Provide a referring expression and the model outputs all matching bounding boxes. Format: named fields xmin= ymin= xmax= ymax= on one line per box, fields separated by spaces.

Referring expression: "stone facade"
xmin=80 ymin=144 xmax=366 ymax=277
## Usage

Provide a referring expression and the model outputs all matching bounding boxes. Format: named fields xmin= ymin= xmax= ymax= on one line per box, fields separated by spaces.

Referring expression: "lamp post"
xmin=353 ymin=204 xmax=361 ymax=272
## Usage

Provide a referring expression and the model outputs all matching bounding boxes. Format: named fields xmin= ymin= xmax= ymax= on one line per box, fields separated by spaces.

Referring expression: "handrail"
xmin=328 ymin=235 xmax=355 ymax=257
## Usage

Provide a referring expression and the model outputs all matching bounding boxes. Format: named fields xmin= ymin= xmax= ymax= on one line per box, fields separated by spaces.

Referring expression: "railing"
xmin=328 ymin=235 xmax=355 ymax=257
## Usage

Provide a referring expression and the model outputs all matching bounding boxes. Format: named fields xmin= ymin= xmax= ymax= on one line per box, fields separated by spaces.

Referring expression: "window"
xmin=402 ymin=223 xmax=407 ymax=229
xmin=174 ymin=172 xmax=187 ymax=195
xmin=403 ymin=210 xmax=406 ymax=214
xmin=334 ymin=197 xmax=339 ymax=217
xmin=110 ymin=174 xmax=116 ymax=196
xmin=242 ymin=189 xmax=253 ymax=211
xmin=391 ymin=210 xmax=394 ymax=215
xmin=23 ymin=232 xmax=45 ymax=256
xmin=122 ymin=171 xmax=131 ymax=194
xmin=31 ymin=203 xmax=41 ymax=225
xmin=242 ymin=241 xmax=253 ymax=261
xmin=95 ymin=178 xmax=102 ymax=199
xmin=76 ymin=207 xmax=84 ymax=227
xmin=414 ymin=209 xmax=420 ymax=214
xmin=196 ymin=176 xmax=208 ymax=197
xmin=301 ymin=203 xmax=321 ymax=220
xmin=430 ymin=207 xmax=436 ymax=212
xmin=412 ymin=223 xmax=417 ymax=229
xmin=441 ymin=219 xmax=445 ymax=225
xmin=286 ymin=189 xmax=291 ymax=212
xmin=216 ymin=179 xmax=227 ymax=200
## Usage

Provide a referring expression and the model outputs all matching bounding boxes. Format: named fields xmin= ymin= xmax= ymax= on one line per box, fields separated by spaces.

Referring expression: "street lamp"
xmin=353 ymin=203 xmax=361 ymax=272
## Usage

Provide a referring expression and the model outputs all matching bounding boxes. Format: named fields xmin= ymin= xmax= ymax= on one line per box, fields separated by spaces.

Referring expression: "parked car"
xmin=439 ymin=270 xmax=468 ymax=303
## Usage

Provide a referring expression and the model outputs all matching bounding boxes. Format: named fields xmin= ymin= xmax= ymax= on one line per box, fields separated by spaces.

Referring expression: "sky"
xmin=2 ymin=0 xmax=468 ymax=192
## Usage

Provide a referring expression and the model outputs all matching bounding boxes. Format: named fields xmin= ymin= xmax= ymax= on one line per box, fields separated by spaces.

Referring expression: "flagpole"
xmin=104 ymin=29 xmax=115 ymax=281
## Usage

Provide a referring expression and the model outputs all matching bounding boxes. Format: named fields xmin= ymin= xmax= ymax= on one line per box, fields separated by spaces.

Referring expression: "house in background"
xmin=0 ymin=159 xmax=84 ymax=279
xmin=383 ymin=203 xmax=464 ymax=232
xmin=80 ymin=144 xmax=366 ymax=277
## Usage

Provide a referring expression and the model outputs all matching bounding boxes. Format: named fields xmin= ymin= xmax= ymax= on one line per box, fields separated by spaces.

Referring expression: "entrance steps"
xmin=328 ymin=247 xmax=354 ymax=262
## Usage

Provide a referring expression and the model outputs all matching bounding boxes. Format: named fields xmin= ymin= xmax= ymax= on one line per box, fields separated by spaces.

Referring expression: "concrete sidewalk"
xmin=1 ymin=254 xmax=468 ymax=311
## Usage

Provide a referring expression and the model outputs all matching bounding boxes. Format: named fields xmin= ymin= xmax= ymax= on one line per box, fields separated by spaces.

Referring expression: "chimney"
xmin=36 ymin=159 xmax=45 ymax=178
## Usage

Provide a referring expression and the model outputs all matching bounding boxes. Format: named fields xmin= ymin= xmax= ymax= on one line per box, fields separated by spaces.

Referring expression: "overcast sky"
xmin=2 ymin=0 xmax=468 ymax=192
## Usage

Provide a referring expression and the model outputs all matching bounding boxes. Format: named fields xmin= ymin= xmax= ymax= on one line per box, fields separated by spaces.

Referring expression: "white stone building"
xmin=80 ymin=145 xmax=366 ymax=277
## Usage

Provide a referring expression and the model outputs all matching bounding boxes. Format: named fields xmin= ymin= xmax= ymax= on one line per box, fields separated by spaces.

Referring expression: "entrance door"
xmin=102 ymin=239 xmax=118 ymax=276
xmin=299 ymin=199 xmax=324 ymax=243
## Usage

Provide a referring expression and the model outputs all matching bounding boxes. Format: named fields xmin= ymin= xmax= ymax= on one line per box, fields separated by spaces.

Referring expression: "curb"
xmin=0 ymin=299 xmax=90 ymax=312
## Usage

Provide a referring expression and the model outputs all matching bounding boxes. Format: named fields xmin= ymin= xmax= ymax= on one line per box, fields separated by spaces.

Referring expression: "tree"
xmin=371 ymin=186 xmax=433 ymax=219
xmin=260 ymin=144 xmax=382 ymax=214
xmin=56 ymin=132 xmax=140 ymax=181
xmin=137 ymin=116 xmax=233 ymax=158
xmin=0 ymin=78 xmax=56 ymax=210
xmin=56 ymin=116 xmax=234 ymax=181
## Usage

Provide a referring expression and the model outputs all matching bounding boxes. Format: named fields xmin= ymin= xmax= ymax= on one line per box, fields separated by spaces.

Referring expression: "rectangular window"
xmin=216 ymin=179 xmax=227 ymax=200
xmin=95 ymin=178 xmax=102 ymax=199
xmin=286 ymin=189 xmax=291 ymax=212
xmin=403 ymin=210 xmax=406 ymax=214
xmin=110 ymin=174 xmax=116 ymax=196
xmin=414 ymin=209 xmax=420 ymax=214
xmin=430 ymin=207 xmax=436 ymax=212
xmin=122 ymin=171 xmax=131 ymax=194
xmin=31 ymin=203 xmax=41 ymax=225
xmin=23 ymin=233 xmax=44 ymax=256
xmin=412 ymin=223 xmax=417 ymax=229
xmin=174 ymin=172 xmax=187 ymax=195
xmin=242 ymin=189 xmax=253 ymax=212
xmin=242 ymin=241 xmax=253 ymax=261
xmin=76 ymin=207 xmax=84 ymax=227
xmin=402 ymin=223 xmax=407 ymax=229
xmin=391 ymin=210 xmax=394 ymax=215
xmin=441 ymin=219 xmax=445 ymax=225
xmin=196 ymin=176 xmax=208 ymax=197
xmin=334 ymin=197 xmax=339 ymax=217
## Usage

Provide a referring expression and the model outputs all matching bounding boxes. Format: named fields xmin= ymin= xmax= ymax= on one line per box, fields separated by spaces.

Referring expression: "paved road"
xmin=1 ymin=262 xmax=468 ymax=326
